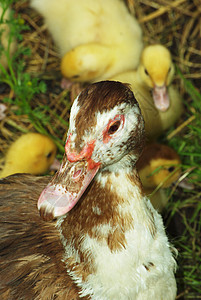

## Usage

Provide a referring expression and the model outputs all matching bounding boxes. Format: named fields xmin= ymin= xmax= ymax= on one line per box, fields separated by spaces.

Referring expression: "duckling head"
xmin=60 ymin=43 xmax=112 ymax=82
xmin=137 ymin=143 xmax=181 ymax=189
xmin=138 ymin=45 xmax=175 ymax=112
xmin=0 ymin=133 xmax=57 ymax=178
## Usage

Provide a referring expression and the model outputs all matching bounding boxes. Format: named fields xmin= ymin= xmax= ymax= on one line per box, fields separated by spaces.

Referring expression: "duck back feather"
xmin=0 ymin=175 xmax=82 ymax=299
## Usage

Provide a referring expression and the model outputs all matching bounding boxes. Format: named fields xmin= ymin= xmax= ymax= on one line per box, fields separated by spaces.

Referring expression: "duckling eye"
xmin=144 ymin=68 xmax=149 ymax=76
xmin=168 ymin=166 xmax=175 ymax=172
xmin=108 ymin=120 xmax=121 ymax=135
xmin=46 ymin=151 xmax=53 ymax=159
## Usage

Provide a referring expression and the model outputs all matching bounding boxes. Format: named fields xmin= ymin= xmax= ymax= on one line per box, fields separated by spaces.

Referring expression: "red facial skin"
xmin=65 ymin=134 xmax=100 ymax=170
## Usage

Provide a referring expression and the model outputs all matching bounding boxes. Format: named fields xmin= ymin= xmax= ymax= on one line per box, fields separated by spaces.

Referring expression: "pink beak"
xmin=152 ymin=85 xmax=170 ymax=112
xmin=38 ymin=135 xmax=100 ymax=221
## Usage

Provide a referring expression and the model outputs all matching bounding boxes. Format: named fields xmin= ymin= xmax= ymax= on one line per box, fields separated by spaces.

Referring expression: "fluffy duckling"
xmin=0 ymin=133 xmax=57 ymax=178
xmin=0 ymin=5 xmax=17 ymax=71
xmin=138 ymin=44 xmax=175 ymax=112
xmin=30 ymin=0 xmax=143 ymax=82
xmin=137 ymin=143 xmax=181 ymax=212
xmin=109 ymin=44 xmax=183 ymax=139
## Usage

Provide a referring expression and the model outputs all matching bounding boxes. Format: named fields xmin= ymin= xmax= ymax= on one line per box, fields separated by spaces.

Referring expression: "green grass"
xmin=163 ymin=73 xmax=201 ymax=299
xmin=0 ymin=1 xmax=69 ymax=153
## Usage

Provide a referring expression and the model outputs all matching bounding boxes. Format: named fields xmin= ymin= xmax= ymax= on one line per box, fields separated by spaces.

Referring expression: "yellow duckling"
xmin=0 ymin=5 xmax=17 ymax=71
xmin=137 ymin=143 xmax=181 ymax=212
xmin=0 ymin=133 xmax=57 ymax=178
xmin=30 ymin=0 xmax=143 ymax=82
xmin=109 ymin=44 xmax=183 ymax=139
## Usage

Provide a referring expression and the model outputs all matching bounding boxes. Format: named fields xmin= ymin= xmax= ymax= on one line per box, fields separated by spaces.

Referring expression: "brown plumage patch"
xmin=107 ymin=228 xmax=127 ymax=252
xmin=60 ymin=173 xmax=135 ymax=269
xmin=0 ymin=174 xmax=87 ymax=300
xmin=124 ymin=114 xmax=145 ymax=160
xmin=143 ymin=262 xmax=155 ymax=272
xmin=74 ymin=81 xmax=138 ymax=151
xmin=127 ymin=168 xmax=144 ymax=192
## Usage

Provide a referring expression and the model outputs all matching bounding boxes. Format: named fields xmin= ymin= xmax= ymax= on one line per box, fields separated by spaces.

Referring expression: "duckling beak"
xmin=49 ymin=158 xmax=61 ymax=171
xmin=38 ymin=154 xmax=100 ymax=221
xmin=152 ymin=85 xmax=170 ymax=112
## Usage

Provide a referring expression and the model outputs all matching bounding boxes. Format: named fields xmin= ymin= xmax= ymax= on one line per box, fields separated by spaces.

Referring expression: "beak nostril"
xmin=72 ymin=169 xmax=83 ymax=179
xmin=69 ymin=162 xmax=85 ymax=182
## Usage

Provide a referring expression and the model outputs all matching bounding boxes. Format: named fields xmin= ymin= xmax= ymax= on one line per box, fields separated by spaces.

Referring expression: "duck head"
xmin=38 ymin=81 xmax=144 ymax=221
xmin=138 ymin=44 xmax=175 ymax=112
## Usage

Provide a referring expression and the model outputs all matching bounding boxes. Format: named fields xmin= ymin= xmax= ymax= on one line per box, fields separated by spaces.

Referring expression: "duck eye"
xmin=144 ymin=68 xmax=149 ymax=76
xmin=46 ymin=151 xmax=53 ymax=159
xmin=108 ymin=120 xmax=121 ymax=135
xmin=168 ymin=166 xmax=175 ymax=172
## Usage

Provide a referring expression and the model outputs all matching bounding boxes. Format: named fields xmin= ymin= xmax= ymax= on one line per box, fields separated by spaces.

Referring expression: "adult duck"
xmin=109 ymin=45 xmax=183 ymax=139
xmin=30 ymin=0 xmax=143 ymax=82
xmin=0 ymin=81 xmax=176 ymax=299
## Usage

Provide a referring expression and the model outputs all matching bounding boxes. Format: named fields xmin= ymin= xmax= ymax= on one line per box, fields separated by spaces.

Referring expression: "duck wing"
xmin=0 ymin=174 xmax=81 ymax=300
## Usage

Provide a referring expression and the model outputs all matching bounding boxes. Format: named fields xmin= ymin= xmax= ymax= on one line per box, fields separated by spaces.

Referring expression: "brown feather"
xmin=0 ymin=174 xmax=86 ymax=300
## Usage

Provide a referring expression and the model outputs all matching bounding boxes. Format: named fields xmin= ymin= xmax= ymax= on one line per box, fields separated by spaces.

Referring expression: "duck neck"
xmin=57 ymin=152 xmax=156 ymax=252
xmin=56 ymin=152 xmax=157 ymax=294
xmin=95 ymin=152 xmax=156 ymax=234
xmin=96 ymin=152 xmax=144 ymax=211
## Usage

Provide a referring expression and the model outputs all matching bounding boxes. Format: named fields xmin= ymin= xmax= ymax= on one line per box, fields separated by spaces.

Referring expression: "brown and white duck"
xmin=0 ymin=81 xmax=177 ymax=299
